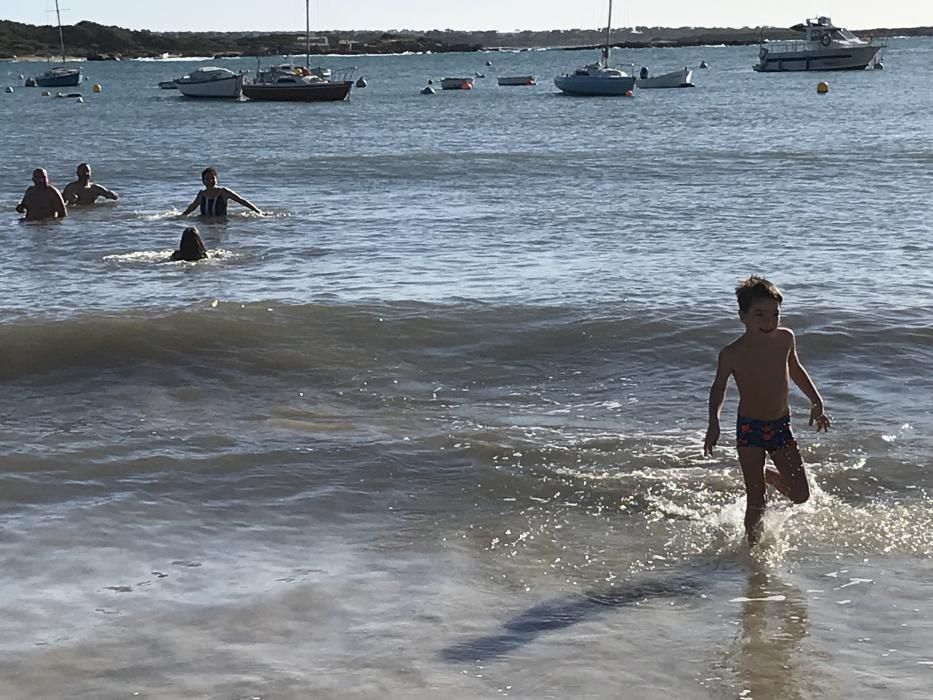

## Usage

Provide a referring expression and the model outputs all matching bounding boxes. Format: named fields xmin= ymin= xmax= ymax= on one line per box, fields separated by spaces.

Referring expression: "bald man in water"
xmin=16 ymin=168 xmax=67 ymax=221
xmin=63 ymin=162 xmax=119 ymax=206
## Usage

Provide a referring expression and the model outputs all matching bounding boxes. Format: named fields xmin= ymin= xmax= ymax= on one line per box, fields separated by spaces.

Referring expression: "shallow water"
xmin=1 ymin=39 xmax=932 ymax=698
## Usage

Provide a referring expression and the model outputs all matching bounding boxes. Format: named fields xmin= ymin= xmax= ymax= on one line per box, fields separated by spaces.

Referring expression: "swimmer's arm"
xmin=180 ymin=191 xmax=203 ymax=217
xmin=16 ymin=187 xmax=32 ymax=213
xmin=704 ymin=348 xmax=734 ymax=455
xmin=52 ymin=188 xmax=67 ymax=218
xmin=787 ymin=330 xmax=830 ymax=431
xmin=224 ymin=188 xmax=262 ymax=215
xmin=62 ymin=183 xmax=78 ymax=206
xmin=93 ymin=184 xmax=119 ymax=201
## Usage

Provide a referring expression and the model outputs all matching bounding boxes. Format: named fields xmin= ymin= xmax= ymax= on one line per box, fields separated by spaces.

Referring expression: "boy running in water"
xmin=704 ymin=276 xmax=831 ymax=544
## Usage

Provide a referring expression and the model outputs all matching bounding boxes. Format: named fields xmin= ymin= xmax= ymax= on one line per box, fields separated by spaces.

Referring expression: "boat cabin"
xmin=790 ymin=17 xmax=864 ymax=46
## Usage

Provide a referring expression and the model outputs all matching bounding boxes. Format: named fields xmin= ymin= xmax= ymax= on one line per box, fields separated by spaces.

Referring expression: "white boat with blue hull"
xmin=554 ymin=0 xmax=635 ymax=96
xmin=754 ymin=17 xmax=884 ymax=72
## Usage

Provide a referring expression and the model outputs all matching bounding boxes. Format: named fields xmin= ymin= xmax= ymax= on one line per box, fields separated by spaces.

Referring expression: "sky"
xmin=1 ymin=1 xmax=929 ymax=33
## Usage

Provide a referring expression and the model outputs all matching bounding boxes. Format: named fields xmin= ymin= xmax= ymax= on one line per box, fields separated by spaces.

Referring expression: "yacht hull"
xmin=554 ymin=74 xmax=635 ymax=95
xmin=35 ymin=67 xmax=81 ymax=87
xmin=242 ymin=81 xmax=353 ymax=102
xmin=175 ymin=73 xmax=244 ymax=98
xmin=754 ymin=45 xmax=882 ymax=72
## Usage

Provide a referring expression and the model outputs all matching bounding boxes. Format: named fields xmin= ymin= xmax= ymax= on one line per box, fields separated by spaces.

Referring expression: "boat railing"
xmin=331 ymin=66 xmax=356 ymax=82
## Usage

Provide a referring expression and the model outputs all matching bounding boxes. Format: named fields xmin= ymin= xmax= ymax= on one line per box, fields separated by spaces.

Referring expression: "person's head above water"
xmin=201 ymin=166 xmax=219 ymax=188
xmin=172 ymin=226 xmax=208 ymax=261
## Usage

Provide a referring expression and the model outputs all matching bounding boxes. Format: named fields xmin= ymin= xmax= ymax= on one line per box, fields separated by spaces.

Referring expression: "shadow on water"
xmin=440 ymin=570 xmax=704 ymax=663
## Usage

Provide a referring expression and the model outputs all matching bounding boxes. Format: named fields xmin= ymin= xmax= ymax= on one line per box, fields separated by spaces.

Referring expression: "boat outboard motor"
xmin=639 ymin=66 xmax=649 ymax=80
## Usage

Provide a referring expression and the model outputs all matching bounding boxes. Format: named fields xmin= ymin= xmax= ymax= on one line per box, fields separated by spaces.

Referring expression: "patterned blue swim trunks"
xmin=736 ymin=415 xmax=796 ymax=451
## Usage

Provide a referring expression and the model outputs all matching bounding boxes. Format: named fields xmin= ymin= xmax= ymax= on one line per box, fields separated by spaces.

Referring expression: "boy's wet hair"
xmin=735 ymin=276 xmax=783 ymax=313
xmin=201 ymin=166 xmax=218 ymax=180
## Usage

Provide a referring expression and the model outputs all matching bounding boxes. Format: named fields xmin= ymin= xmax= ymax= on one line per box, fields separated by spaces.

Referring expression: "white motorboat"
xmin=754 ymin=17 xmax=884 ymax=72
xmin=497 ymin=75 xmax=536 ymax=86
xmin=554 ymin=0 xmax=636 ymax=96
xmin=440 ymin=77 xmax=474 ymax=90
xmin=174 ymin=67 xmax=244 ymax=98
xmin=635 ymin=66 xmax=694 ymax=89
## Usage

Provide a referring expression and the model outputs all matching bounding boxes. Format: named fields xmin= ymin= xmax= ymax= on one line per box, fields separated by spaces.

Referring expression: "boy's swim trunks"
xmin=736 ymin=415 xmax=796 ymax=451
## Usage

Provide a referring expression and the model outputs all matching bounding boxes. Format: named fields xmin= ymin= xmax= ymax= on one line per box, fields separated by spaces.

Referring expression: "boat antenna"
xmin=604 ymin=0 xmax=613 ymax=68
xmin=54 ymin=0 xmax=66 ymax=65
xmin=305 ymin=0 xmax=311 ymax=69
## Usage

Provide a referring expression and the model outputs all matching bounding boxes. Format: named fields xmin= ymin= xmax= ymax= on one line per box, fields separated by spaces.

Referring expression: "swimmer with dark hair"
xmin=171 ymin=226 xmax=208 ymax=261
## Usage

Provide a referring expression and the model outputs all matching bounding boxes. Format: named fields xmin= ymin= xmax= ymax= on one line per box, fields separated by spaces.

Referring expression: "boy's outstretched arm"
xmin=704 ymin=348 xmax=733 ymax=455
xmin=787 ymin=331 xmax=830 ymax=432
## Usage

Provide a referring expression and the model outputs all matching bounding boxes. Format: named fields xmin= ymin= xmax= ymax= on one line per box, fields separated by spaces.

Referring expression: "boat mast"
xmin=55 ymin=0 xmax=66 ymax=65
xmin=305 ymin=0 xmax=311 ymax=69
xmin=604 ymin=0 xmax=613 ymax=67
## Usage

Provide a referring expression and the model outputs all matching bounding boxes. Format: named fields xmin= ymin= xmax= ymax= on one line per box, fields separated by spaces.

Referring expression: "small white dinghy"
xmin=635 ymin=66 xmax=694 ymax=89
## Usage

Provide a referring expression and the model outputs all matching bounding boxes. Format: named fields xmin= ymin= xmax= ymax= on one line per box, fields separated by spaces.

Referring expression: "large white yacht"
xmin=754 ymin=17 xmax=884 ymax=72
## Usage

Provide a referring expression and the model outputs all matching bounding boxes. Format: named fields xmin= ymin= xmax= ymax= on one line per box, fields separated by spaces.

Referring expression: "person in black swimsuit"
xmin=180 ymin=167 xmax=262 ymax=217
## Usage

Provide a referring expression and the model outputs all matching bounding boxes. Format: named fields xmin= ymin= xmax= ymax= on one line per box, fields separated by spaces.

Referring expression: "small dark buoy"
xmin=485 ymin=60 xmax=492 ymax=66
xmin=355 ymin=76 xmax=367 ymax=88
xmin=427 ymin=79 xmax=433 ymax=85
xmin=24 ymin=77 xmax=37 ymax=87
xmin=420 ymin=86 xmax=435 ymax=95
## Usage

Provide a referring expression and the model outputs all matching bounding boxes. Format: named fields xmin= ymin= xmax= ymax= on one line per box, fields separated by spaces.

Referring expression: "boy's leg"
xmin=737 ymin=446 xmax=767 ymax=544
xmin=768 ymin=442 xmax=810 ymax=504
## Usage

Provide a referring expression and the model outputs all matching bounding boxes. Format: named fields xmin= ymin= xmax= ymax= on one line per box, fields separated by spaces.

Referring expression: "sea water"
xmin=0 ymin=38 xmax=932 ymax=698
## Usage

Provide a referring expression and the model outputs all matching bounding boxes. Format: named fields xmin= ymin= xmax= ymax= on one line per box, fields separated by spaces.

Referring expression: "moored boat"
xmin=754 ymin=17 xmax=884 ymax=72
xmin=35 ymin=65 xmax=82 ymax=88
xmin=635 ymin=66 xmax=694 ymax=89
xmin=440 ymin=77 xmax=474 ymax=90
xmin=31 ymin=1 xmax=82 ymax=88
xmin=242 ymin=76 xmax=352 ymax=102
xmin=497 ymin=75 xmax=536 ymax=86
xmin=241 ymin=1 xmax=353 ymax=103
xmin=174 ymin=67 xmax=244 ymax=98
xmin=554 ymin=1 xmax=635 ymax=96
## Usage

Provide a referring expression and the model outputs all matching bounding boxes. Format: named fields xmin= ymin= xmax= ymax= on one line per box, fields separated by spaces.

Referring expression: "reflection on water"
xmin=725 ymin=568 xmax=811 ymax=700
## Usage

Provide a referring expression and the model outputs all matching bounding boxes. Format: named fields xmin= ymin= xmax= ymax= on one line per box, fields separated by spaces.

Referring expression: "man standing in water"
xmin=16 ymin=168 xmax=67 ymax=221
xmin=63 ymin=162 xmax=119 ymax=206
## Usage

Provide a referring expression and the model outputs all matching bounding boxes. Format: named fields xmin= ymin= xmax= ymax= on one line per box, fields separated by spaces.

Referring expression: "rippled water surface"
xmin=1 ymin=39 xmax=932 ymax=698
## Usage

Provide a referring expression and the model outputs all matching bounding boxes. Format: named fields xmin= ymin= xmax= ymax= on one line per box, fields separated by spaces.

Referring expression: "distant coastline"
xmin=1 ymin=19 xmax=931 ymax=60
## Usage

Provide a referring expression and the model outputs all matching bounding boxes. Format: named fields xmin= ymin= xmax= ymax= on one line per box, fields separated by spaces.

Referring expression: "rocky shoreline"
xmin=1 ymin=19 xmax=930 ymax=61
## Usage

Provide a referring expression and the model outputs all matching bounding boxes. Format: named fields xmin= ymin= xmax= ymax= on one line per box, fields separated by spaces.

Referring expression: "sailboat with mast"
xmin=554 ymin=0 xmax=635 ymax=96
xmin=33 ymin=0 xmax=82 ymax=88
xmin=242 ymin=0 xmax=353 ymax=102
